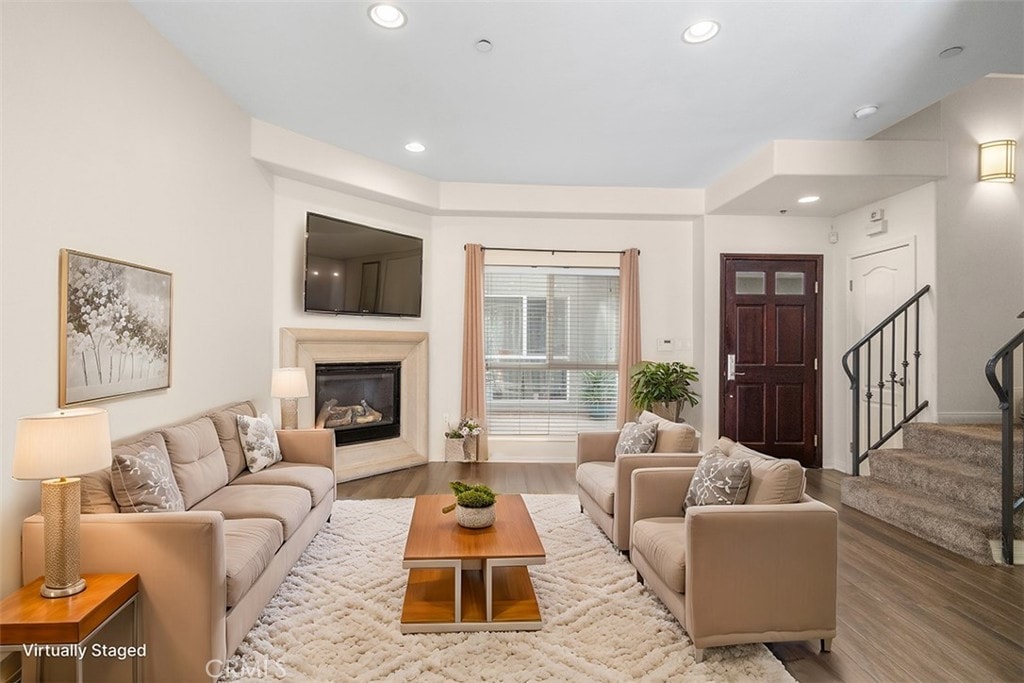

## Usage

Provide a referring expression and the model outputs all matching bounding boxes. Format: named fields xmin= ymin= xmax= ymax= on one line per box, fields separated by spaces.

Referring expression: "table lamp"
xmin=12 ymin=408 xmax=112 ymax=598
xmin=271 ymin=367 xmax=308 ymax=429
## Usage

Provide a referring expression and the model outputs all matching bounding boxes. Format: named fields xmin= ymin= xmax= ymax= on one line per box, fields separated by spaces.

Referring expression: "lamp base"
xmin=40 ymin=477 xmax=86 ymax=599
xmin=41 ymin=577 xmax=87 ymax=598
xmin=280 ymin=398 xmax=298 ymax=430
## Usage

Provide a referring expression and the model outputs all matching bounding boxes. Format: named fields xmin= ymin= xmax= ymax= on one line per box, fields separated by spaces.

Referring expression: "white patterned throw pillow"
xmin=237 ymin=413 xmax=282 ymax=473
xmin=614 ymin=421 xmax=659 ymax=455
xmin=111 ymin=443 xmax=186 ymax=513
xmin=684 ymin=448 xmax=751 ymax=510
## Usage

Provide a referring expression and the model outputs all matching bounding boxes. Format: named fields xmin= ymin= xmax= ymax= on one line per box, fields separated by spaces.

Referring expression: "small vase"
xmin=444 ymin=437 xmax=465 ymax=462
xmin=456 ymin=504 xmax=495 ymax=529
xmin=463 ymin=434 xmax=478 ymax=462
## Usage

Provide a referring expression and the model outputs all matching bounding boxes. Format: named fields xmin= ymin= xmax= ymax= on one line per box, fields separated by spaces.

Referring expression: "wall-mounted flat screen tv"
xmin=304 ymin=212 xmax=423 ymax=317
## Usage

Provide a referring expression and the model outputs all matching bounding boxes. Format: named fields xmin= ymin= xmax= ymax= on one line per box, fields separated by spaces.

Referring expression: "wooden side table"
xmin=0 ymin=573 xmax=140 ymax=683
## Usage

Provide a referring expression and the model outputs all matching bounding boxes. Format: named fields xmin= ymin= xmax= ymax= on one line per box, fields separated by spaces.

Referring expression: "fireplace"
xmin=315 ymin=362 xmax=401 ymax=446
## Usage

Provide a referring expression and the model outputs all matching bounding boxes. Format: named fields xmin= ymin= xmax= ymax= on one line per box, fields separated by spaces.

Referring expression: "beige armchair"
xmin=576 ymin=414 xmax=701 ymax=551
xmin=629 ymin=461 xmax=837 ymax=663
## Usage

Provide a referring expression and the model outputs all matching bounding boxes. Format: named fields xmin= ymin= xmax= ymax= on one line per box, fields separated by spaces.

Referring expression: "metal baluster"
xmin=914 ymin=299 xmax=922 ymax=409
xmin=865 ymin=337 xmax=872 ymax=456
xmin=851 ymin=351 xmax=861 ymax=475
xmin=878 ymin=329 xmax=885 ymax=444
xmin=890 ymin=320 xmax=897 ymax=429
xmin=902 ymin=309 xmax=909 ymax=420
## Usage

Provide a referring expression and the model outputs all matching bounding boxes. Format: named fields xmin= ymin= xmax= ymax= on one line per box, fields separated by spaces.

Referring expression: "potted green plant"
xmin=581 ymin=369 xmax=616 ymax=419
xmin=442 ymin=481 xmax=497 ymax=528
xmin=629 ymin=361 xmax=700 ymax=422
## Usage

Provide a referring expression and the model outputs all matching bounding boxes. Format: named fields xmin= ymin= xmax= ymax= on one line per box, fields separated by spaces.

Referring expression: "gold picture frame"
xmin=59 ymin=249 xmax=172 ymax=407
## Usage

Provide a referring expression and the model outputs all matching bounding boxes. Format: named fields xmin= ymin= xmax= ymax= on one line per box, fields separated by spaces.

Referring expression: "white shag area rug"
xmin=225 ymin=495 xmax=795 ymax=682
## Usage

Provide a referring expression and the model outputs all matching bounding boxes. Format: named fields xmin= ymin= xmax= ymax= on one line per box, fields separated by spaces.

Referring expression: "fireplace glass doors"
xmin=315 ymin=362 xmax=400 ymax=446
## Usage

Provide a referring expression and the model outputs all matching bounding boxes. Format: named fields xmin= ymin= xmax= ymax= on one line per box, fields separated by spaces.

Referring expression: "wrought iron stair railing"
xmin=842 ymin=285 xmax=931 ymax=476
xmin=985 ymin=327 xmax=1024 ymax=565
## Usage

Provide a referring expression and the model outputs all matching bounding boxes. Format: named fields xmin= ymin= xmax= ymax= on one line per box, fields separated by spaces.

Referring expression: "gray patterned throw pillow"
xmin=684 ymin=448 xmax=751 ymax=510
xmin=237 ymin=413 xmax=282 ymax=473
xmin=614 ymin=421 xmax=659 ymax=455
xmin=111 ymin=443 xmax=186 ymax=513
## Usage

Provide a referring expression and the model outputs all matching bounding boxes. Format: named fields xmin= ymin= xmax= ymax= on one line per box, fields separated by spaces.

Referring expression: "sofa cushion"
xmin=632 ymin=517 xmax=687 ymax=593
xmin=192 ymin=484 xmax=311 ymax=539
xmin=614 ymin=421 xmax=658 ymax=455
xmin=237 ymin=414 xmax=283 ymax=473
xmin=161 ymin=417 xmax=229 ymax=509
xmin=208 ymin=401 xmax=257 ymax=481
xmin=111 ymin=441 xmax=186 ymax=513
xmin=223 ymin=518 xmax=284 ymax=608
xmin=230 ymin=462 xmax=335 ymax=506
xmin=80 ymin=467 xmax=118 ymax=513
xmin=683 ymin=449 xmax=750 ymax=510
xmin=576 ymin=461 xmax=615 ymax=514
xmin=638 ymin=411 xmax=699 ymax=453
xmin=717 ymin=437 xmax=805 ymax=505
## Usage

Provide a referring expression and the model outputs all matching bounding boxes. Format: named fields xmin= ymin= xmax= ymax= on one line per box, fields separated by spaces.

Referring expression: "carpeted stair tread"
xmin=841 ymin=476 xmax=1024 ymax=565
xmin=903 ymin=423 xmax=1023 ymax=472
xmin=866 ymin=449 xmax=1009 ymax=516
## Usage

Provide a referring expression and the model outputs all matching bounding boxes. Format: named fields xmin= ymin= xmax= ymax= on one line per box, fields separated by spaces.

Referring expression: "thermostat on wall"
xmin=656 ymin=338 xmax=677 ymax=352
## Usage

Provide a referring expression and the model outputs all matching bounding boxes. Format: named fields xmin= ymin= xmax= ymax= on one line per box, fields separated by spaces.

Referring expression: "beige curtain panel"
xmin=617 ymin=248 xmax=642 ymax=427
xmin=461 ymin=243 xmax=489 ymax=460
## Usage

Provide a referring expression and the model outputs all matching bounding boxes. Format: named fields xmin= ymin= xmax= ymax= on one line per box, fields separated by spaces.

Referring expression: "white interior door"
xmin=848 ymin=240 xmax=917 ymax=453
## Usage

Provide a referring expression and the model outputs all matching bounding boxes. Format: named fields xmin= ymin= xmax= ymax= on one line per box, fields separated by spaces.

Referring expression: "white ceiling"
xmin=132 ymin=1 xmax=1023 ymax=190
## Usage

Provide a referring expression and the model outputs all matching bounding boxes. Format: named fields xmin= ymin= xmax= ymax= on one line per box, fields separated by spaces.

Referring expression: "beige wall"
xmin=933 ymin=76 xmax=1024 ymax=422
xmin=0 ymin=2 xmax=274 ymax=596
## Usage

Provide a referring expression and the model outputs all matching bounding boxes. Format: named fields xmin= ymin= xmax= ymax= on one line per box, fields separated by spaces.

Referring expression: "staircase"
xmin=841 ymin=422 xmax=1024 ymax=564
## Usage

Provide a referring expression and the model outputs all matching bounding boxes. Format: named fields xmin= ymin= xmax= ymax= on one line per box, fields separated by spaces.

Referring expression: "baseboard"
xmin=936 ymin=412 xmax=1001 ymax=424
xmin=990 ymin=539 xmax=1024 ymax=565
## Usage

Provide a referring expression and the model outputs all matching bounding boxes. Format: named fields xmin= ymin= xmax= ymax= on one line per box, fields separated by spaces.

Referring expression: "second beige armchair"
xmin=576 ymin=413 xmax=701 ymax=551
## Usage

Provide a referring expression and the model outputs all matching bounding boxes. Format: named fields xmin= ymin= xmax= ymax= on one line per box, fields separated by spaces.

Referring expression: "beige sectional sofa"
xmin=21 ymin=401 xmax=336 ymax=682
xmin=576 ymin=411 xmax=701 ymax=551
xmin=628 ymin=437 xmax=837 ymax=662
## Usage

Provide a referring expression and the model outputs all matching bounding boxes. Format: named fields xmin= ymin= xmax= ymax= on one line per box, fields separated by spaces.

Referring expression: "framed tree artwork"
xmin=59 ymin=249 xmax=173 ymax=407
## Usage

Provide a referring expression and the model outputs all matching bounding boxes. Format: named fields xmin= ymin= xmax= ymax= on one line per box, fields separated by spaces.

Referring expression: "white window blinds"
xmin=484 ymin=265 xmax=620 ymax=435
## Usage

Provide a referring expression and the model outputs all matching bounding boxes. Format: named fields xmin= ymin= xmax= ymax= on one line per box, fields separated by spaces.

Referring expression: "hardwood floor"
xmin=337 ymin=464 xmax=1024 ymax=682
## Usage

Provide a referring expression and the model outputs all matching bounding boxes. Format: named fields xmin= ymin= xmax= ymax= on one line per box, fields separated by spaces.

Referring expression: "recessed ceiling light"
xmin=939 ymin=46 xmax=964 ymax=59
xmin=798 ymin=195 xmax=820 ymax=204
xmin=475 ymin=39 xmax=493 ymax=53
xmin=368 ymin=4 xmax=406 ymax=29
xmin=853 ymin=104 xmax=879 ymax=119
xmin=682 ymin=20 xmax=720 ymax=44
xmin=404 ymin=141 xmax=425 ymax=153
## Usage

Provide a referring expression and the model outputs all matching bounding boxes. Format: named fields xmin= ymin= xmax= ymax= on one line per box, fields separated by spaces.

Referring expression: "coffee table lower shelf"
xmin=400 ymin=565 xmax=542 ymax=634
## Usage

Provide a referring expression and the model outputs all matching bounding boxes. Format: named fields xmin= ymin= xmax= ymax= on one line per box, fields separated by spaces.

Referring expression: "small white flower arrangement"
xmin=444 ymin=417 xmax=482 ymax=439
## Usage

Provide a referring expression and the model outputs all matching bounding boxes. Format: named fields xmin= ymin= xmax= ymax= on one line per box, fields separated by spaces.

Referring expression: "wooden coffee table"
xmin=400 ymin=493 xmax=546 ymax=634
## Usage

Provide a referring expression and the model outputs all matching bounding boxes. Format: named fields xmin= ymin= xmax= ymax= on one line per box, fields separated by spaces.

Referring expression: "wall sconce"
xmin=979 ymin=139 xmax=1016 ymax=182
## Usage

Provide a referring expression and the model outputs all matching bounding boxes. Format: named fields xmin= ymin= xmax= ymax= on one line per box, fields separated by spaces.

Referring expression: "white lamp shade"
xmin=12 ymin=408 xmax=112 ymax=480
xmin=979 ymin=139 xmax=1016 ymax=182
xmin=271 ymin=367 xmax=309 ymax=399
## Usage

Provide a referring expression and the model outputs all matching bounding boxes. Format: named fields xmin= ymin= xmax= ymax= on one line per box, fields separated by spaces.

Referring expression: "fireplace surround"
xmin=280 ymin=328 xmax=428 ymax=481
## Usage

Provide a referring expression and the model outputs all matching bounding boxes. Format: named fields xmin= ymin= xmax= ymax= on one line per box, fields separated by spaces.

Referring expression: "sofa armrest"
xmin=612 ymin=453 xmax=702 ymax=548
xmin=277 ymin=428 xmax=335 ymax=477
xmin=684 ymin=498 xmax=838 ymax=644
xmin=23 ymin=511 xmax=226 ymax=683
xmin=576 ymin=431 xmax=619 ymax=467
xmin=630 ymin=467 xmax=694 ymax=528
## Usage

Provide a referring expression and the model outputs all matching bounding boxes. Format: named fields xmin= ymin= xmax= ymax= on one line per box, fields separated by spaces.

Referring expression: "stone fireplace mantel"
xmin=280 ymin=328 xmax=428 ymax=482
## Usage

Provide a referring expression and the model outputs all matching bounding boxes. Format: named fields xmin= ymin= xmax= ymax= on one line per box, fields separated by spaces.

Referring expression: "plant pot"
xmin=456 ymin=504 xmax=495 ymax=529
xmin=444 ymin=437 xmax=465 ymax=462
xmin=463 ymin=434 xmax=479 ymax=462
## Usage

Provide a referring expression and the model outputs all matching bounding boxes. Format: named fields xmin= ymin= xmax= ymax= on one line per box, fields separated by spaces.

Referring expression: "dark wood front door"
xmin=720 ymin=254 xmax=822 ymax=467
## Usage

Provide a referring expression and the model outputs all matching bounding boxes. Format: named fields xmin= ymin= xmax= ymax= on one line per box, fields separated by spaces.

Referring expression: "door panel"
xmin=721 ymin=255 xmax=822 ymax=467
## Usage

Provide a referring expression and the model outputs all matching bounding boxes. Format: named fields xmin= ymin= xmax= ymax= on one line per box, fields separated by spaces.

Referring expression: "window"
xmin=484 ymin=265 xmax=619 ymax=435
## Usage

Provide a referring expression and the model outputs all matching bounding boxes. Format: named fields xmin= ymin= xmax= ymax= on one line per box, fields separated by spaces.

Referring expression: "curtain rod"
xmin=465 ymin=246 xmax=639 ymax=255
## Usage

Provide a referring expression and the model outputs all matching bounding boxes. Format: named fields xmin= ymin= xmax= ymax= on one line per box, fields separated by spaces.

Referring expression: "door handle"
xmin=727 ymin=354 xmax=745 ymax=380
